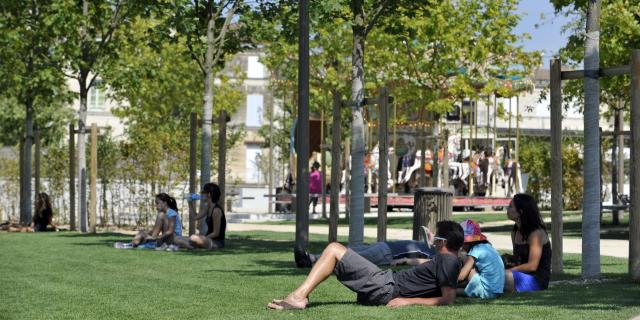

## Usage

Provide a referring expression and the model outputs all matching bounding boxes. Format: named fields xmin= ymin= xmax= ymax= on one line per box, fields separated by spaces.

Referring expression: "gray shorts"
xmin=334 ymin=249 xmax=396 ymax=305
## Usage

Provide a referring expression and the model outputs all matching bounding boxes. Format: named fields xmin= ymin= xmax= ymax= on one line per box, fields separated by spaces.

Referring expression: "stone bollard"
xmin=413 ymin=188 xmax=453 ymax=241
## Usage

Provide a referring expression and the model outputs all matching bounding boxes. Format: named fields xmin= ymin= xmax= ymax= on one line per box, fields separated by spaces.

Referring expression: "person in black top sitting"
xmin=176 ymin=182 xmax=226 ymax=250
xmin=268 ymin=221 xmax=464 ymax=310
xmin=32 ymin=192 xmax=56 ymax=232
xmin=503 ymin=193 xmax=552 ymax=293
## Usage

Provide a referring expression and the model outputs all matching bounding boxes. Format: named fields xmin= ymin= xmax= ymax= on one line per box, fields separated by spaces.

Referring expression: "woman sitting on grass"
xmin=114 ymin=193 xmax=182 ymax=251
xmin=32 ymin=192 xmax=56 ymax=232
xmin=457 ymin=219 xmax=504 ymax=299
xmin=175 ymin=182 xmax=226 ymax=250
xmin=504 ymin=193 xmax=552 ymax=293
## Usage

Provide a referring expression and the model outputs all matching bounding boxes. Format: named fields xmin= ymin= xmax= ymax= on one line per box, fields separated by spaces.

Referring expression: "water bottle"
xmin=184 ymin=193 xmax=201 ymax=201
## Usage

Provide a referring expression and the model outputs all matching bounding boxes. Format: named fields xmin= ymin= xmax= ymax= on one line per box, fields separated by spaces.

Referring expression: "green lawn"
xmin=267 ymin=211 xmax=583 ymax=230
xmin=1 ymin=231 xmax=638 ymax=320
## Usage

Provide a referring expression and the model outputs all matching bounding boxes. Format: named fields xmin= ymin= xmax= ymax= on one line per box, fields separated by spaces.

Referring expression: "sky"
xmin=514 ymin=0 xmax=577 ymax=68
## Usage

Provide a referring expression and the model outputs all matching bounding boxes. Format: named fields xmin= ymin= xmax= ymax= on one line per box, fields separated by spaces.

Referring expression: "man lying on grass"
xmin=268 ymin=220 xmax=463 ymax=310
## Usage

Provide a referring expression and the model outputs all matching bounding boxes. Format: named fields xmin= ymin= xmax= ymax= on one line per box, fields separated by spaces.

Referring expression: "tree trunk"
xmin=20 ymin=103 xmax=34 ymax=225
xmin=189 ymin=113 xmax=197 ymax=236
xmin=295 ymin=0 xmax=310 ymax=255
xmin=200 ymin=14 xmax=215 ymax=235
xmin=348 ymin=0 xmax=366 ymax=246
xmin=582 ymin=0 xmax=601 ymax=279
xmin=69 ymin=123 xmax=76 ymax=230
xmin=78 ymin=87 xmax=88 ymax=232
xmin=377 ymin=88 xmax=389 ymax=242
xmin=329 ymin=90 xmax=341 ymax=242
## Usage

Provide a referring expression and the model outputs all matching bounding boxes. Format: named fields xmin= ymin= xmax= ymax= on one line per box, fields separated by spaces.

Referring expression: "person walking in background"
xmin=32 ymin=192 xmax=56 ymax=232
xmin=309 ymin=161 xmax=322 ymax=214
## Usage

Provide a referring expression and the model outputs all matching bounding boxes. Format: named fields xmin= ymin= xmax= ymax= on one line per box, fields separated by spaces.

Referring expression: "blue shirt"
xmin=166 ymin=208 xmax=182 ymax=237
xmin=467 ymin=243 xmax=504 ymax=294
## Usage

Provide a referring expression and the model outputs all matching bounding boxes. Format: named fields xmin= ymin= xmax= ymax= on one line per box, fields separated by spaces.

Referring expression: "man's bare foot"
xmin=267 ymin=295 xmax=308 ymax=310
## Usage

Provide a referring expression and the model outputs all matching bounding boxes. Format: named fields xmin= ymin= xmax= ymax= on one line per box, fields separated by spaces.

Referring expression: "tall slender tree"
xmin=0 ymin=1 xmax=73 ymax=225
xmin=62 ymin=0 xmax=150 ymax=232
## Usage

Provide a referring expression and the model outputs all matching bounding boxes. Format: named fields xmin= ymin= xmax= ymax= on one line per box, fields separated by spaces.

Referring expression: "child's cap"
xmin=460 ymin=219 xmax=487 ymax=243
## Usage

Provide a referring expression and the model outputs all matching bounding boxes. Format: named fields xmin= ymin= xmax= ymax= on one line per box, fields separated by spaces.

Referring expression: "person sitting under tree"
xmin=32 ymin=192 xmax=56 ymax=232
xmin=268 ymin=220 xmax=463 ymax=310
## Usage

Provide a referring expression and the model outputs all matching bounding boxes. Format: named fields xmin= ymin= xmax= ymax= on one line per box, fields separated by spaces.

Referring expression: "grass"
xmin=266 ymin=211 xmax=583 ymax=230
xmin=1 ymin=231 xmax=639 ymax=320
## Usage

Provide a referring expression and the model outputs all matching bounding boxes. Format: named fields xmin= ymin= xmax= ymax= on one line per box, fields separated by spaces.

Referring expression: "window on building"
xmin=246 ymin=144 xmax=263 ymax=184
xmin=89 ymin=80 xmax=106 ymax=111
xmin=247 ymin=56 xmax=264 ymax=79
xmin=246 ymin=94 xmax=263 ymax=127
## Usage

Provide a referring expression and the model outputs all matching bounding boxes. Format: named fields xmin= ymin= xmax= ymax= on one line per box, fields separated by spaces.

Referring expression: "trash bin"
xmin=413 ymin=187 xmax=453 ymax=241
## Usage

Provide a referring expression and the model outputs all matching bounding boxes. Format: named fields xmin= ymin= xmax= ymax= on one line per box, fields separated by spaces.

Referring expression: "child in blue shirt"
xmin=458 ymin=219 xmax=505 ymax=299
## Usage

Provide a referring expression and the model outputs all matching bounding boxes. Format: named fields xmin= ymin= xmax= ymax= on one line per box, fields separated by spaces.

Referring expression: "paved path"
xmin=228 ymin=223 xmax=630 ymax=258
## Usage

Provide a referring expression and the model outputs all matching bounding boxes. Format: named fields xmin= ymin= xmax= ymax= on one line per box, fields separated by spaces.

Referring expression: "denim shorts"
xmin=464 ymin=274 xmax=500 ymax=299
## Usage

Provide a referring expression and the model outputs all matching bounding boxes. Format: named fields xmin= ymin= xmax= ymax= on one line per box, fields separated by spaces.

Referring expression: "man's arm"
xmin=386 ymin=286 xmax=456 ymax=307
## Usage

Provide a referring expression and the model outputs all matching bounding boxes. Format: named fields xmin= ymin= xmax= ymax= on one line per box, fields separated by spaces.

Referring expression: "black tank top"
xmin=513 ymin=229 xmax=552 ymax=289
xmin=206 ymin=204 xmax=226 ymax=241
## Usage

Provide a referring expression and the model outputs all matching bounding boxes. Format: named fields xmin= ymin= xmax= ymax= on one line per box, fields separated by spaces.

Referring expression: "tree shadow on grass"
xmin=485 ymin=281 xmax=640 ymax=311
xmin=480 ymin=221 xmax=629 ymax=240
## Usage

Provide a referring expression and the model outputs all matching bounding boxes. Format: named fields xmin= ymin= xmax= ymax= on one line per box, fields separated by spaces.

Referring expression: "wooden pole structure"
xmin=321 ymin=109 xmax=327 ymax=219
xmin=442 ymin=129 xmax=449 ymax=189
xmin=34 ymin=130 xmax=41 ymax=199
xmin=89 ymin=123 xmax=97 ymax=233
xmin=189 ymin=113 xmax=197 ymax=236
xmin=392 ymin=103 xmax=397 ymax=193
xmin=420 ymin=112 xmax=427 ymax=187
xmin=550 ymin=58 xmax=564 ymax=274
xmin=344 ymin=138 xmax=351 ymax=219
xmin=268 ymin=99 xmax=274 ymax=215
xmin=295 ymin=0 xmax=310 ymax=255
xmin=617 ymin=105 xmax=625 ymax=223
xmin=377 ymin=88 xmax=390 ymax=242
xmin=217 ymin=110 xmax=227 ymax=212
xmin=612 ymin=106 xmax=620 ymax=225
xmin=515 ymin=95 xmax=521 ymax=193
xmin=329 ymin=91 xmax=341 ymax=242
xmin=629 ymin=49 xmax=640 ymax=281
xmin=69 ymin=124 xmax=76 ymax=230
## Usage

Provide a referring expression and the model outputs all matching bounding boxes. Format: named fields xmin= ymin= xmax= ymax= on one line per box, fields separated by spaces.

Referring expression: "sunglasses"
xmin=433 ymin=236 xmax=447 ymax=242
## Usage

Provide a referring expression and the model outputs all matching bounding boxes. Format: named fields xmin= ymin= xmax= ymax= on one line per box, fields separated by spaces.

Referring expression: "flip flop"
xmin=267 ymin=299 xmax=306 ymax=310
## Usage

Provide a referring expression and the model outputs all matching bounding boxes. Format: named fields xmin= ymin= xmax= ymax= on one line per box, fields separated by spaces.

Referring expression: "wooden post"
xmin=329 ymin=91 xmax=341 ymax=242
xmin=550 ymin=58 xmax=564 ymax=274
xmin=377 ymin=89 xmax=389 ymax=242
xmin=89 ymin=123 xmax=97 ymax=233
xmin=344 ymin=138 xmax=351 ymax=219
xmin=217 ymin=110 xmax=227 ymax=212
xmin=617 ymin=105 xmax=625 ymax=223
xmin=34 ymin=130 xmax=40 ymax=198
xmin=69 ymin=124 xmax=76 ymax=231
xmin=629 ymin=49 xmax=640 ymax=281
xmin=189 ymin=113 xmax=197 ymax=236
xmin=515 ymin=95 xmax=521 ymax=193
xmin=321 ymin=109 xmax=327 ymax=219
xmin=420 ymin=115 xmax=427 ymax=187
xmin=442 ymin=129 xmax=449 ymax=189
xmin=392 ymin=103 xmax=397 ymax=193
xmin=295 ymin=0 xmax=310 ymax=255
